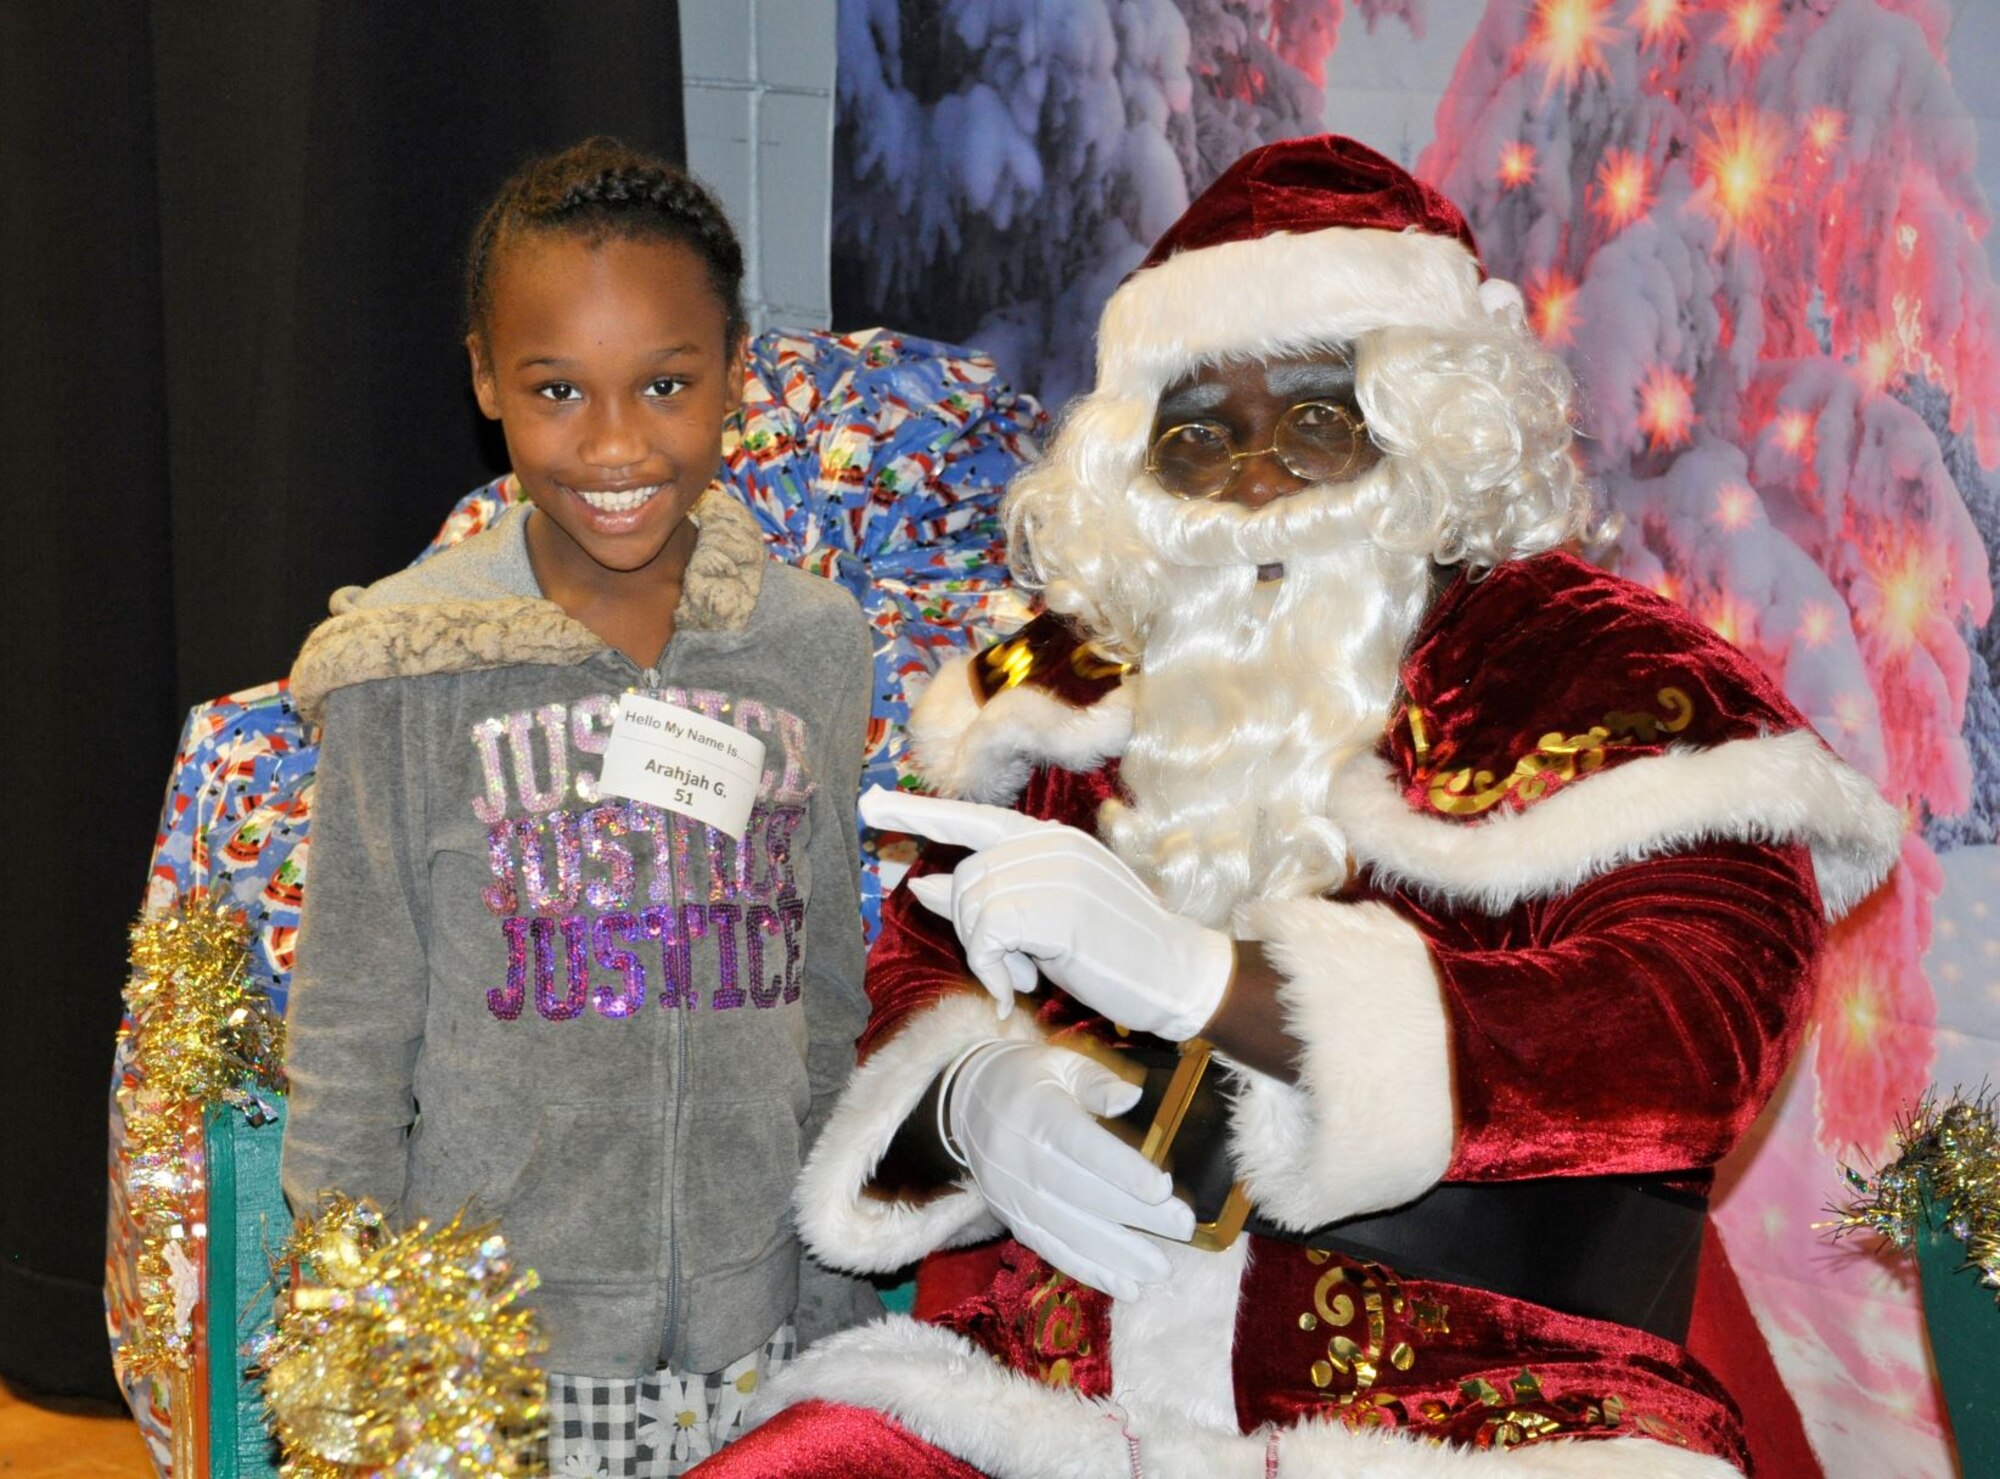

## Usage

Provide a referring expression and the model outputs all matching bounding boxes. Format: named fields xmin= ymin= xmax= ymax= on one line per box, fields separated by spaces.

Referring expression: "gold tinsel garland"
xmin=252 ymin=1196 xmax=547 ymax=1477
xmin=1827 ymin=1089 xmax=2000 ymax=1305
xmin=116 ymin=890 xmax=287 ymax=1377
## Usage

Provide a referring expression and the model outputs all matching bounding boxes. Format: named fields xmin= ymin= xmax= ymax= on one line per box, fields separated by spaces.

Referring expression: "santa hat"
xmin=1093 ymin=134 xmax=1525 ymax=402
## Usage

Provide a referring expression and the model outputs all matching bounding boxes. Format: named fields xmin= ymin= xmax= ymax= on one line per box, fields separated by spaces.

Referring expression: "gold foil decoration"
xmin=253 ymin=1196 xmax=547 ymax=1478
xmin=1826 ymin=1089 xmax=2000 ymax=1305
xmin=115 ymin=890 xmax=286 ymax=1379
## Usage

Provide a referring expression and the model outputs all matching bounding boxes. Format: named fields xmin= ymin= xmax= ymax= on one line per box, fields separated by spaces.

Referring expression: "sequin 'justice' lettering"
xmin=470 ymin=690 xmax=815 ymax=1023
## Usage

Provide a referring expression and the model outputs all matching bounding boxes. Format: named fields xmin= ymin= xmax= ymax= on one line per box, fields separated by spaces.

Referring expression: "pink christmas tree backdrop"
xmin=1418 ymin=5 xmax=1997 ymax=1471
xmin=832 ymin=2 xmax=2000 ymax=1471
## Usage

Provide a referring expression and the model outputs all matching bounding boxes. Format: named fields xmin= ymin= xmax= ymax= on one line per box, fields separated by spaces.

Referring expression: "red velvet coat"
xmin=764 ymin=553 xmax=1901 ymax=1479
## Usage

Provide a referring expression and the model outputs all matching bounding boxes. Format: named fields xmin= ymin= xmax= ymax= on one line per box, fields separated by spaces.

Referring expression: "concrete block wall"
xmin=681 ymin=2 xmax=837 ymax=333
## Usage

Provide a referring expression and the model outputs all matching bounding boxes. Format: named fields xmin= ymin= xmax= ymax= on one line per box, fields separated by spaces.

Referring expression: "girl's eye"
xmin=535 ymin=383 xmax=581 ymax=403
xmin=645 ymin=377 xmax=688 ymax=399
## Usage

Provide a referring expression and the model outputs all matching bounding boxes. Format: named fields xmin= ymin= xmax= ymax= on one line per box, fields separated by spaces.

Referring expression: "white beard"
xmin=1098 ymin=473 xmax=1435 ymax=929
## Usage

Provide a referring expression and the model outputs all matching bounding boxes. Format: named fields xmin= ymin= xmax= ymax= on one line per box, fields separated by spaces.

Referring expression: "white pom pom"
xmin=1478 ymin=277 xmax=1527 ymax=326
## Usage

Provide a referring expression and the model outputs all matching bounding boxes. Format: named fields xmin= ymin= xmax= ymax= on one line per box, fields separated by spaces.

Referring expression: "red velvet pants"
xmin=684 ymin=1400 xmax=988 ymax=1478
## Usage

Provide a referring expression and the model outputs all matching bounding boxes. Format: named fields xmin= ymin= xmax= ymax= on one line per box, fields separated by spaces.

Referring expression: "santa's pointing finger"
xmin=861 ymin=785 xmax=1235 ymax=1040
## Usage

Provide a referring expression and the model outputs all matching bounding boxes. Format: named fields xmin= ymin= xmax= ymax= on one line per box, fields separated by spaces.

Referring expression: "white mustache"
xmin=1126 ymin=463 xmax=1395 ymax=567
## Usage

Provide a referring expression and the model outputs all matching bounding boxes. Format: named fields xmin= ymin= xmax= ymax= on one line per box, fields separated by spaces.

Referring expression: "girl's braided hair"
xmin=465 ymin=136 xmax=745 ymax=342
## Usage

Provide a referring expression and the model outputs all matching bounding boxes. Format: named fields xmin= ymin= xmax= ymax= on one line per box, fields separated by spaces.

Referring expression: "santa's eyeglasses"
xmin=1144 ymin=400 xmax=1371 ymax=500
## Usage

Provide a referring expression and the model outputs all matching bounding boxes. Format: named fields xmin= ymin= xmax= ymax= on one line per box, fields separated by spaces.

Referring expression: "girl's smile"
xmin=566 ymin=481 xmax=665 ymax=516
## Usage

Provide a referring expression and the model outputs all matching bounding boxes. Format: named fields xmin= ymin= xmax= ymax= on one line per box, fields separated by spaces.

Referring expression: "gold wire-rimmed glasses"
xmin=1144 ymin=400 xmax=1371 ymax=500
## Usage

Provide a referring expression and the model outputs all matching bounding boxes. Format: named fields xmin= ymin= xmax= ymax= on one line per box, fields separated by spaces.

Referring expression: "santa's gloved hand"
xmin=861 ymin=787 xmax=1234 ymax=1041
xmin=942 ymin=1038 xmax=1194 ymax=1299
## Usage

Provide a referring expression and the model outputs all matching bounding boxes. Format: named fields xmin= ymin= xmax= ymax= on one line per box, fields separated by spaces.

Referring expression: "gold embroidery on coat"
xmin=1297 ymin=1256 xmax=1414 ymax=1403
xmin=1026 ymin=1270 xmax=1090 ymax=1387
xmin=983 ymin=637 xmax=1037 ymax=692
xmin=1069 ymin=643 xmax=1131 ymax=681
xmin=1419 ymin=687 xmax=1695 ymax=816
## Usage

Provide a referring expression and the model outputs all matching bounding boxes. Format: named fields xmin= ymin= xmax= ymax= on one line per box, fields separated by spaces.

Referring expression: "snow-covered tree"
xmin=1908 ymin=375 xmax=2000 ymax=849
xmin=832 ymin=0 xmax=1424 ymax=404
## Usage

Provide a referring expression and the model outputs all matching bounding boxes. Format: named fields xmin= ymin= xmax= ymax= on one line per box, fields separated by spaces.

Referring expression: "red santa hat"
xmin=1093 ymin=134 xmax=1525 ymax=402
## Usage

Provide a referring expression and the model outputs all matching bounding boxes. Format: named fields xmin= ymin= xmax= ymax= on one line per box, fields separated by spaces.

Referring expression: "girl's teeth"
xmin=576 ymin=484 xmax=660 ymax=512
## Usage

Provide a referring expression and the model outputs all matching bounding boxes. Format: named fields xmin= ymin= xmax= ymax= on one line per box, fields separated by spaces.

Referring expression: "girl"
xmin=281 ymin=138 xmax=879 ymax=1476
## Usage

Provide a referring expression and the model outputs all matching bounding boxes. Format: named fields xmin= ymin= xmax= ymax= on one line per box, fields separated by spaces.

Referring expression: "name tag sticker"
xmin=599 ymin=693 xmax=766 ymax=838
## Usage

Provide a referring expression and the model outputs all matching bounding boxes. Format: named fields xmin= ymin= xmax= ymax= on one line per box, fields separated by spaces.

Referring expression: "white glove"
xmin=943 ymin=1038 xmax=1194 ymax=1299
xmin=861 ymin=787 xmax=1234 ymax=1041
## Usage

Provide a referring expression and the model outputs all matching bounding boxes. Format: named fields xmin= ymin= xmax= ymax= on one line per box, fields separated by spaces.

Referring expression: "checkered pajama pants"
xmin=546 ymin=1323 xmax=797 ymax=1477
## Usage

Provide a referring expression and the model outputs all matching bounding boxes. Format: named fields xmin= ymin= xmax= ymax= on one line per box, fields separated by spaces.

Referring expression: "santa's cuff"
xmin=794 ymin=992 xmax=1038 ymax=1273
xmin=1225 ymin=898 xmax=1455 ymax=1229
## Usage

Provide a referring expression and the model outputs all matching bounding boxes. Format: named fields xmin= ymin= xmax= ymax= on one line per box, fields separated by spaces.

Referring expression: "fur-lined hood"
xmin=288 ymin=486 xmax=767 ymax=724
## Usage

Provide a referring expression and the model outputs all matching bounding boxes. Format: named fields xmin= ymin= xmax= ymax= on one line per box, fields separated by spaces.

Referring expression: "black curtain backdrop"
xmin=1 ymin=2 xmax=683 ymax=1397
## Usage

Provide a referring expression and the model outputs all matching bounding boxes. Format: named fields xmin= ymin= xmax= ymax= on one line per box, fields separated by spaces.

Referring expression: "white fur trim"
xmin=291 ymin=485 xmax=767 ymax=724
xmin=1331 ymin=730 xmax=1903 ymax=923
xmin=759 ymin=1315 xmax=1741 ymax=1478
xmin=793 ymin=993 xmax=1037 ymax=1273
xmin=907 ymin=655 xmax=1134 ymax=805
xmin=1227 ymin=901 xmax=1454 ymax=1228
xmin=1109 ymin=1238 xmax=1247 ymax=1431
xmin=289 ymin=598 xmax=602 ymax=725
xmin=1097 ymin=227 xmax=1488 ymax=401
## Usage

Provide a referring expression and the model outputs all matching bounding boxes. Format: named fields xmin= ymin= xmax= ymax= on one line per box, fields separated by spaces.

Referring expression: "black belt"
xmin=1103 ymin=1039 xmax=1708 ymax=1344
xmin=1246 ymin=1175 xmax=1708 ymax=1344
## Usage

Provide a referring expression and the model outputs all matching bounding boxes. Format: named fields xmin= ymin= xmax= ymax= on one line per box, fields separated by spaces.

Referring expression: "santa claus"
xmin=693 ymin=136 xmax=1903 ymax=1477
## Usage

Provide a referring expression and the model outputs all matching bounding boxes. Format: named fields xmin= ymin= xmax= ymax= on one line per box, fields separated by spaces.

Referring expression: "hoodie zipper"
xmin=635 ymin=657 xmax=690 ymax=1366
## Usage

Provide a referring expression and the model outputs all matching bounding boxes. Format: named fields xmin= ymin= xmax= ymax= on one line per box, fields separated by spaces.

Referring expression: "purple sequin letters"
xmin=474 ymin=689 xmax=814 ymax=1022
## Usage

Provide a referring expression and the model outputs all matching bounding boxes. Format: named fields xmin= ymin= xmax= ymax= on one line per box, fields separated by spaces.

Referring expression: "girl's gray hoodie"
xmin=281 ymin=489 xmax=879 ymax=1377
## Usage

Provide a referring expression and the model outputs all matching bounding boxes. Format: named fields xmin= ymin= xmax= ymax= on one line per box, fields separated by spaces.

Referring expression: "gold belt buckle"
xmin=1070 ymin=1034 xmax=1253 ymax=1252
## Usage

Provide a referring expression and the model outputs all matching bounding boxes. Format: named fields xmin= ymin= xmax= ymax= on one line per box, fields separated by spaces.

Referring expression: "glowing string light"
xmin=1723 ymin=0 xmax=1777 ymax=62
xmin=1528 ymin=268 xmax=1581 ymax=345
xmin=1798 ymin=602 xmax=1835 ymax=647
xmin=1861 ymin=335 xmax=1899 ymax=389
xmin=1591 ymin=149 xmax=1654 ymax=230
xmin=1774 ymin=409 xmax=1813 ymax=456
xmin=1805 ymin=107 xmax=1845 ymax=156
xmin=1629 ymin=0 xmax=1686 ymax=47
xmin=1836 ymin=968 xmax=1882 ymax=1042
xmin=1498 ymin=140 xmax=1537 ymax=188
xmin=1703 ymin=594 xmax=1746 ymax=645
xmin=1832 ymin=691 xmax=1870 ymax=735
xmin=1714 ymin=482 xmax=1757 ymax=530
xmin=1874 ymin=543 xmax=1939 ymax=651
xmin=1695 ymin=105 xmax=1787 ymax=243
xmin=1638 ymin=364 xmax=1695 ymax=446
xmin=1529 ymin=0 xmax=1618 ymax=93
